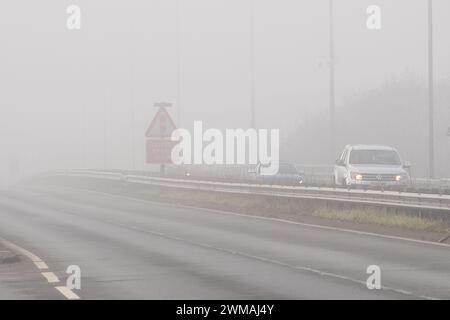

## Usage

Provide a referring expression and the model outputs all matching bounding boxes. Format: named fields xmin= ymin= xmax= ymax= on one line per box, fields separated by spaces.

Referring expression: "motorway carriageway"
xmin=0 ymin=183 xmax=449 ymax=299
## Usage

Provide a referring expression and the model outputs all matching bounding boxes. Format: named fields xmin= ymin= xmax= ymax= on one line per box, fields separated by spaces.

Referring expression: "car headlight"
xmin=395 ymin=174 xmax=406 ymax=181
xmin=350 ymin=172 xmax=363 ymax=181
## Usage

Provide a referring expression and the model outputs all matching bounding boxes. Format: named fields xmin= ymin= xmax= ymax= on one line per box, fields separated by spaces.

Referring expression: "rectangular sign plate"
xmin=146 ymin=139 xmax=177 ymax=164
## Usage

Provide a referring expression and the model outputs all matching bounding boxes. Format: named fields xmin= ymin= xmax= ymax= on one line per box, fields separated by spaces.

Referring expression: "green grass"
xmin=312 ymin=207 xmax=450 ymax=233
xmin=158 ymin=189 xmax=450 ymax=235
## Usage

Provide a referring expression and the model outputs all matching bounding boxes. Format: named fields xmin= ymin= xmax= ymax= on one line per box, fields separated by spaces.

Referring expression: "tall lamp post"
xmin=427 ymin=0 xmax=435 ymax=179
xmin=329 ymin=0 xmax=336 ymax=161
xmin=250 ymin=0 xmax=256 ymax=128
xmin=130 ymin=21 xmax=136 ymax=171
xmin=175 ymin=0 xmax=182 ymax=128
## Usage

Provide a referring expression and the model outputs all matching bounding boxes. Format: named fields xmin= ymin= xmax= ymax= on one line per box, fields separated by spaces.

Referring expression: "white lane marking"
xmin=111 ymin=220 xmax=438 ymax=300
xmin=34 ymin=261 xmax=49 ymax=270
xmin=0 ymin=238 xmax=45 ymax=263
xmin=11 ymin=187 xmax=432 ymax=299
xmin=62 ymin=186 xmax=450 ymax=249
xmin=13 ymin=185 xmax=447 ymax=299
xmin=188 ymin=205 xmax=450 ymax=248
xmin=0 ymin=236 xmax=79 ymax=300
xmin=1 ymin=238 xmax=49 ymax=270
xmin=55 ymin=286 xmax=80 ymax=300
xmin=15 ymin=184 xmax=448 ymax=249
xmin=41 ymin=272 xmax=60 ymax=284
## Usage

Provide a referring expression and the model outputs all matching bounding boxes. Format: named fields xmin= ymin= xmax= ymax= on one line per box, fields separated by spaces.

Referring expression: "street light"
xmin=427 ymin=0 xmax=435 ymax=179
xmin=329 ymin=0 xmax=336 ymax=161
xmin=129 ymin=21 xmax=136 ymax=171
xmin=175 ymin=0 xmax=182 ymax=128
xmin=250 ymin=0 xmax=256 ymax=128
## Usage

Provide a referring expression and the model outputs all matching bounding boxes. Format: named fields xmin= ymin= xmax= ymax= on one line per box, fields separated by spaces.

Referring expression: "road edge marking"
xmin=53 ymin=186 xmax=450 ymax=249
xmin=41 ymin=272 xmax=60 ymax=284
xmin=0 ymin=236 xmax=80 ymax=300
xmin=55 ymin=286 xmax=80 ymax=300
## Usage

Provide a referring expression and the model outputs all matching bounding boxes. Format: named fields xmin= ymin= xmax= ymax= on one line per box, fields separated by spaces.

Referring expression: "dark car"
xmin=249 ymin=162 xmax=304 ymax=186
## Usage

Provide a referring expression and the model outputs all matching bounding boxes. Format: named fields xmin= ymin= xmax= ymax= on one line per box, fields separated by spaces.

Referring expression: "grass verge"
xmin=312 ymin=207 xmax=450 ymax=234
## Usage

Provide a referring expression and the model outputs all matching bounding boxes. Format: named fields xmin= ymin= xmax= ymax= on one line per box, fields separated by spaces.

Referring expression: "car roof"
xmin=345 ymin=144 xmax=396 ymax=151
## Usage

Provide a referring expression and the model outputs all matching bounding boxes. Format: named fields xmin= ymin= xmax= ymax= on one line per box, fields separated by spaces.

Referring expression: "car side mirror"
xmin=403 ymin=160 xmax=412 ymax=168
xmin=335 ymin=159 xmax=344 ymax=166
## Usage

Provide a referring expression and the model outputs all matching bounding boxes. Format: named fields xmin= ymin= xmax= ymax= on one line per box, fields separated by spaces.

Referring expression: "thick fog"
xmin=1 ymin=0 xmax=450 ymax=186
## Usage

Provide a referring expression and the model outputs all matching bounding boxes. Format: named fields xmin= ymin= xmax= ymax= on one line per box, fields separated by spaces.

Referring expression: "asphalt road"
xmin=0 ymin=184 xmax=449 ymax=299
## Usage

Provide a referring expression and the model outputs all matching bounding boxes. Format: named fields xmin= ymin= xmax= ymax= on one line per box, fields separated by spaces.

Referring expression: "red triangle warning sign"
xmin=145 ymin=108 xmax=177 ymax=138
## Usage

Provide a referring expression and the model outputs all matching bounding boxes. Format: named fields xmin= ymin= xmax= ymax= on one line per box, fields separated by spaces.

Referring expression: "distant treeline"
xmin=284 ymin=77 xmax=450 ymax=178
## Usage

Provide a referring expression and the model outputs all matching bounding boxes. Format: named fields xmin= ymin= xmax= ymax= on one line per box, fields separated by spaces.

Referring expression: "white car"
xmin=334 ymin=145 xmax=411 ymax=187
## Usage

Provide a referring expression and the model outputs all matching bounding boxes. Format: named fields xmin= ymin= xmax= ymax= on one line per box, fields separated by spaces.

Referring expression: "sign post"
xmin=146 ymin=102 xmax=177 ymax=176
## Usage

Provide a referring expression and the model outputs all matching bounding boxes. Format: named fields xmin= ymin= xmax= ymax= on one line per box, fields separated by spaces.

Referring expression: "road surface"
xmin=0 ymin=184 xmax=449 ymax=299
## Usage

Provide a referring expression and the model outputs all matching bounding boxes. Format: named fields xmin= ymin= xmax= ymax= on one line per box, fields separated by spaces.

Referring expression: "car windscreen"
xmin=349 ymin=150 xmax=401 ymax=165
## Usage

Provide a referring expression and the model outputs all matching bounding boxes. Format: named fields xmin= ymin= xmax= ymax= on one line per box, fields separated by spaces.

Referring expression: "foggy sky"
xmin=1 ymin=0 xmax=450 ymax=184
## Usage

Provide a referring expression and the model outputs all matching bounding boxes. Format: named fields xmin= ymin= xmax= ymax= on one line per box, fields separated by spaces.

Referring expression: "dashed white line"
xmin=111 ymin=218 xmax=439 ymax=300
xmin=35 ymin=261 xmax=49 ymax=270
xmin=55 ymin=286 xmax=80 ymax=300
xmin=0 ymin=237 xmax=80 ymax=300
xmin=0 ymin=238 xmax=45 ymax=263
xmin=41 ymin=272 xmax=60 ymax=284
